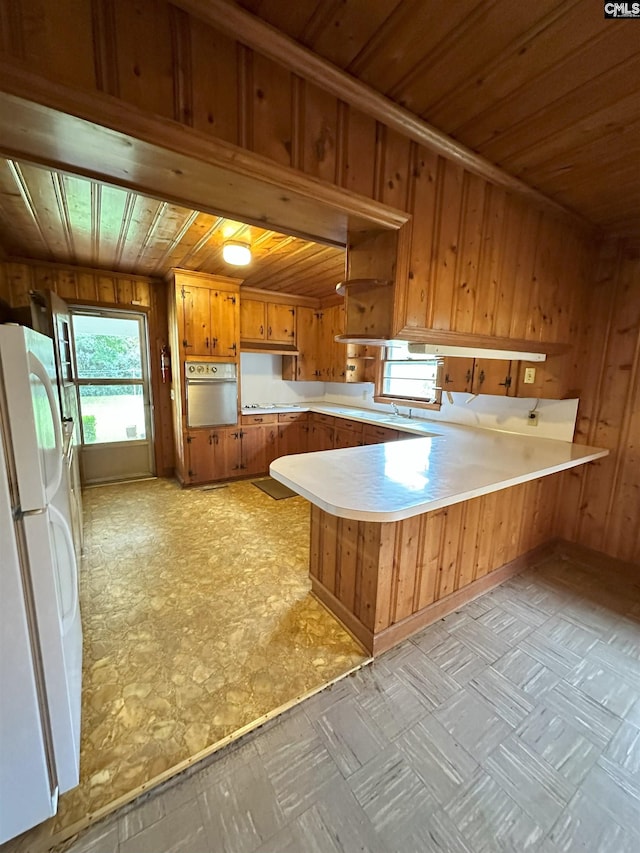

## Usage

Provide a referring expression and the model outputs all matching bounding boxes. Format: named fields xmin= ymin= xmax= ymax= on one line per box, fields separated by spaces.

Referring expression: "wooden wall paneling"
xmin=320 ymin=510 xmax=338 ymax=593
xmin=475 ymin=184 xmax=507 ymax=338
xmin=474 ymin=491 xmax=498 ymax=581
xmin=414 ymin=509 xmax=445 ymax=611
xmin=430 ymin=159 xmax=464 ymax=331
xmin=452 ymin=171 xmax=486 ymax=335
xmin=390 ymin=515 xmax=421 ymax=624
xmin=169 ymin=4 xmax=193 ymax=126
xmin=374 ymin=521 xmax=396 ymax=631
xmin=378 ymin=126 xmax=411 ymax=211
xmin=576 ymin=252 xmax=639 ymax=554
xmin=250 ymin=51 xmax=293 ymax=167
xmin=606 ymin=358 xmax=639 ymax=563
xmin=336 ymin=516 xmax=359 ymax=614
xmin=435 ymin=502 xmax=464 ymax=600
xmin=507 ymin=206 xmax=541 ymax=342
xmin=492 ymin=194 xmax=526 ymax=339
xmin=300 ymin=80 xmax=339 ymax=184
xmin=502 ymin=482 xmax=527 ymax=566
xmin=0 ymin=262 xmax=9 ymax=303
xmin=402 ymin=145 xmax=438 ymax=330
xmin=113 ymin=0 xmax=175 ymax=120
xmin=354 ymin=520 xmax=380 ymax=631
xmin=341 ymin=105 xmax=377 ymax=198
xmin=457 ymin=497 xmax=480 ymax=589
xmin=11 ymin=0 xmax=96 ymax=90
xmin=189 ymin=20 xmax=238 ymax=143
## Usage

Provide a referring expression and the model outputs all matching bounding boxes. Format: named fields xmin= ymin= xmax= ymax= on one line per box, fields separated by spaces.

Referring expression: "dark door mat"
xmin=253 ymin=478 xmax=298 ymax=500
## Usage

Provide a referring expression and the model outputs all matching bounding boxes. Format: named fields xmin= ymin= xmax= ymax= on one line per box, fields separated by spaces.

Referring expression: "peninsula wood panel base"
xmin=311 ymin=542 xmax=556 ymax=656
xmin=309 ymin=476 xmax=566 ymax=655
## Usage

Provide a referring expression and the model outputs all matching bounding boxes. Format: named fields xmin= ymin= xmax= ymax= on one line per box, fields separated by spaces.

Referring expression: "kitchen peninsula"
xmin=270 ymin=419 xmax=608 ymax=655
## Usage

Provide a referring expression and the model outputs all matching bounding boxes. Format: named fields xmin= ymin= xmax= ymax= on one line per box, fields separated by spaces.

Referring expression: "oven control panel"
xmin=185 ymin=361 xmax=237 ymax=380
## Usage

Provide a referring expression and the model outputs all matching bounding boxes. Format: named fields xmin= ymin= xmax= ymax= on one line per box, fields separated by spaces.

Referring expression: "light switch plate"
xmin=524 ymin=367 xmax=536 ymax=384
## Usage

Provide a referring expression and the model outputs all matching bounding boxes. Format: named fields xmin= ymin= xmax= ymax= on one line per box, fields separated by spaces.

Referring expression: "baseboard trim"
xmin=555 ymin=539 xmax=640 ymax=576
xmin=311 ymin=578 xmax=374 ymax=654
xmin=372 ymin=540 xmax=557 ymax=656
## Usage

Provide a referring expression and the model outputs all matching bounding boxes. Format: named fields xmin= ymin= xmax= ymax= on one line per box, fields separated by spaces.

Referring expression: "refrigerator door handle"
xmin=49 ymin=504 xmax=78 ymax=632
xmin=27 ymin=352 xmax=63 ymax=503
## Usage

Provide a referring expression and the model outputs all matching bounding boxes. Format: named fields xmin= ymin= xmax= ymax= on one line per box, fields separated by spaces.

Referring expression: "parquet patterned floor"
xmin=61 ymin=550 xmax=640 ymax=853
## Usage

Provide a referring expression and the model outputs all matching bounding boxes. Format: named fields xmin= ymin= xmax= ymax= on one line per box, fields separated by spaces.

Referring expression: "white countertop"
xmin=267 ymin=404 xmax=608 ymax=522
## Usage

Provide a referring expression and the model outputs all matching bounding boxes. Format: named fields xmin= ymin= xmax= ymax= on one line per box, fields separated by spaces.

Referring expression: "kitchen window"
xmin=375 ymin=341 xmax=442 ymax=408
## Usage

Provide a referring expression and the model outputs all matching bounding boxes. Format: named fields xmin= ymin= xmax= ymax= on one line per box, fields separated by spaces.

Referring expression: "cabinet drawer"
xmin=278 ymin=412 xmax=308 ymax=423
xmin=311 ymin=412 xmax=335 ymax=426
xmin=335 ymin=417 xmax=363 ymax=434
xmin=241 ymin=414 xmax=277 ymax=425
xmin=363 ymin=425 xmax=399 ymax=443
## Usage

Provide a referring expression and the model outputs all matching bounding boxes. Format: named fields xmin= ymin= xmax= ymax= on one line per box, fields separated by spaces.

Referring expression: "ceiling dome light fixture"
xmin=222 ymin=240 xmax=252 ymax=266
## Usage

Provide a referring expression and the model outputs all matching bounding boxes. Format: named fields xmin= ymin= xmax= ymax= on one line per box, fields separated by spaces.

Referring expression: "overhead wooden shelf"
xmin=240 ymin=341 xmax=299 ymax=355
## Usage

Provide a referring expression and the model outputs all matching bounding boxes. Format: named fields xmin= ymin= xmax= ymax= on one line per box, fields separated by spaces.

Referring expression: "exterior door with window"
xmin=71 ymin=310 xmax=154 ymax=484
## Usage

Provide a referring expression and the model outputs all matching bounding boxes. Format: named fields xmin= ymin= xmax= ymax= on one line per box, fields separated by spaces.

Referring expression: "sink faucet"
xmin=391 ymin=403 xmax=400 ymax=416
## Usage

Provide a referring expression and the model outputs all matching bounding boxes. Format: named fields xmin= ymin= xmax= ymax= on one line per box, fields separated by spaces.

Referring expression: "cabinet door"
xmin=267 ymin=303 xmax=296 ymax=344
xmin=277 ymin=422 xmax=308 ymax=456
xmin=472 ymin=359 xmax=513 ymax=395
xmin=210 ymin=289 xmax=239 ymax=358
xmin=185 ymin=430 xmax=216 ymax=484
xmin=182 ymin=286 xmax=212 ymax=356
xmin=295 ymin=307 xmax=321 ymax=380
xmin=334 ymin=427 xmax=362 ymax=449
xmin=240 ymin=426 xmax=268 ymax=476
xmin=240 ymin=299 xmax=266 ymax=341
xmin=210 ymin=428 xmax=240 ymax=478
xmin=264 ymin=426 xmax=280 ymax=469
xmin=309 ymin=422 xmax=335 ymax=451
xmin=441 ymin=357 xmax=474 ymax=393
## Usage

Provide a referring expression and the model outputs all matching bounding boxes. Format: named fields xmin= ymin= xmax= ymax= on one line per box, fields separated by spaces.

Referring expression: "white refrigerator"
xmin=0 ymin=325 xmax=82 ymax=843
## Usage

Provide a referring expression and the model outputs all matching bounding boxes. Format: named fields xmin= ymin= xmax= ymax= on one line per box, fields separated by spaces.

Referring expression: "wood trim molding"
xmin=0 ymin=68 xmax=410 ymax=241
xmin=240 ymin=286 xmax=320 ymax=308
xmin=392 ymin=326 xmax=571 ymax=357
xmin=5 ymin=255 xmax=159 ymax=284
xmin=556 ymin=539 xmax=640 ymax=577
xmin=174 ymin=0 xmax=593 ymax=232
xmin=372 ymin=540 xmax=558 ymax=656
xmin=310 ymin=577 xmax=373 ymax=654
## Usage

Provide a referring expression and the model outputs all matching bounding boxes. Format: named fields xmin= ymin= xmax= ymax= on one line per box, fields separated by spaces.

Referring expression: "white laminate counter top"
xmin=268 ymin=408 xmax=608 ymax=522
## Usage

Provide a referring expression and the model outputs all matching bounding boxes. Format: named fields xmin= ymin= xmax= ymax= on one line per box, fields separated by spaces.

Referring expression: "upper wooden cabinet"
xmin=441 ymin=357 xmax=514 ymax=396
xmin=240 ymin=297 xmax=297 ymax=345
xmin=172 ymin=270 xmax=241 ymax=361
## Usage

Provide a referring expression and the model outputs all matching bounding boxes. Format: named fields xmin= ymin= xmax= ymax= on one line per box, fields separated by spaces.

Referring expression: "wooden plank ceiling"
xmin=236 ymin=0 xmax=640 ymax=241
xmin=0 ymin=159 xmax=345 ymax=299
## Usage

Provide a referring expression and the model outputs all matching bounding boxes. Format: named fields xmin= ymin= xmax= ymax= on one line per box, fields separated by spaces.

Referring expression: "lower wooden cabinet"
xmin=185 ymin=414 xmax=403 ymax=485
xmin=185 ymin=428 xmax=237 ymax=484
xmin=363 ymin=425 xmax=399 ymax=444
xmin=277 ymin=413 xmax=309 ymax=457
xmin=334 ymin=425 xmax=363 ymax=448
xmin=309 ymin=414 xmax=335 ymax=451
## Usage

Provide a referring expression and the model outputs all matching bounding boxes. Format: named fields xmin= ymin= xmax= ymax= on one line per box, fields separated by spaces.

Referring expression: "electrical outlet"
xmin=524 ymin=367 xmax=536 ymax=384
xmin=528 ymin=411 xmax=539 ymax=426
